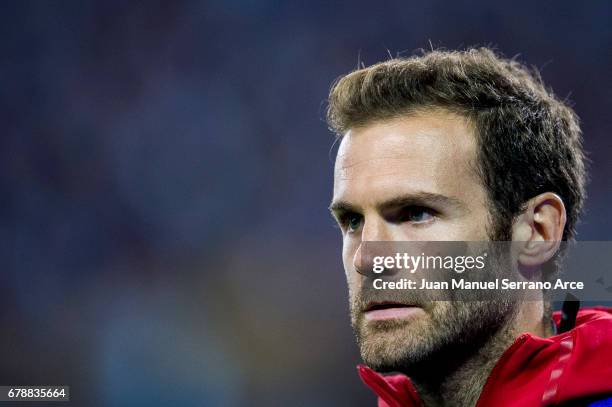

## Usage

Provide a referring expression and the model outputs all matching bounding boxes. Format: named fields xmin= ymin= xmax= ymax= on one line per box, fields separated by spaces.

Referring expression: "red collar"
xmin=358 ymin=308 xmax=612 ymax=407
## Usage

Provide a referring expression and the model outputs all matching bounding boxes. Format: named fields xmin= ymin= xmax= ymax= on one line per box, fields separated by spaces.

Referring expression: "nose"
xmin=353 ymin=216 xmax=391 ymax=275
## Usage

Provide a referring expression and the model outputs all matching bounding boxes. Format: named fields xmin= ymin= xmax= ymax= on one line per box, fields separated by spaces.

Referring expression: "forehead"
xmin=333 ymin=110 xmax=481 ymax=203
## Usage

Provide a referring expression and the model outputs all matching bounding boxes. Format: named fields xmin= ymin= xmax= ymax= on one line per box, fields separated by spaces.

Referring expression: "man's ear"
xmin=512 ymin=192 xmax=567 ymax=267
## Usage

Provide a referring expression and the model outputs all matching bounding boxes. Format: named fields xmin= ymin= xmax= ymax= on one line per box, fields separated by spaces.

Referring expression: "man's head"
xmin=327 ymin=48 xmax=586 ymax=373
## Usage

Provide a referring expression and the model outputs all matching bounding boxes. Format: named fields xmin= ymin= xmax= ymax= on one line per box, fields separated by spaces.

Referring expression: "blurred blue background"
xmin=1 ymin=1 xmax=611 ymax=406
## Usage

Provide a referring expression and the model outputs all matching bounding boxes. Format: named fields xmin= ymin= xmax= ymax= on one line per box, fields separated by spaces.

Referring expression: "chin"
xmin=356 ymin=320 xmax=437 ymax=372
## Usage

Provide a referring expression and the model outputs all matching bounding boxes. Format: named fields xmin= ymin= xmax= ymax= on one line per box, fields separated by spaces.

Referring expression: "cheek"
xmin=342 ymin=238 xmax=361 ymax=291
xmin=424 ymin=210 xmax=491 ymax=241
xmin=341 ymin=235 xmax=357 ymax=270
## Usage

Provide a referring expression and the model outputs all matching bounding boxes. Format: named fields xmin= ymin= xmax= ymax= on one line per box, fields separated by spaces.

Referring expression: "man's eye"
xmin=399 ymin=206 xmax=435 ymax=223
xmin=345 ymin=213 xmax=363 ymax=232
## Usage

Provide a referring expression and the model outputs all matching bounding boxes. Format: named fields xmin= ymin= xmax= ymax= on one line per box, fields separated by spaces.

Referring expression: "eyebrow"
xmin=328 ymin=200 xmax=360 ymax=216
xmin=329 ymin=192 xmax=465 ymax=215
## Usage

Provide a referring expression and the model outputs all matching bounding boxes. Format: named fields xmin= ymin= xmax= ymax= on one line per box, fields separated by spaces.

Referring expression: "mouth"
xmin=363 ymin=301 xmax=423 ymax=321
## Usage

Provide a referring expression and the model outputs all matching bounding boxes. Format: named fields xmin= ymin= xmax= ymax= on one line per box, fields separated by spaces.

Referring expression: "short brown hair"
xmin=327 ymin=47 xmax=586 ymax=240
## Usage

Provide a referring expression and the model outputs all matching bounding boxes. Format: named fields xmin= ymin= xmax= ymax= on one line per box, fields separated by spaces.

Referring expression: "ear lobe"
xmin=518 ymin=240 xmax=560 ymax=267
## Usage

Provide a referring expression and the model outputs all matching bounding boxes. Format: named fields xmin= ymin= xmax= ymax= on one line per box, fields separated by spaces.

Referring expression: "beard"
xmin=350 ymin=240 xmax=519 ymax=376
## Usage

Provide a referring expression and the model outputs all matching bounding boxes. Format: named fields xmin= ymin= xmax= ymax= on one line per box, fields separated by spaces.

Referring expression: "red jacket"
xmin=358 ymin=308 xmax=612 ymax=406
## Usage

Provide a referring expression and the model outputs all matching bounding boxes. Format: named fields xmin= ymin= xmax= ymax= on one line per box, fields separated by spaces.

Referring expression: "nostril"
xmin=355 ymin=242 xmax=400 ymax=277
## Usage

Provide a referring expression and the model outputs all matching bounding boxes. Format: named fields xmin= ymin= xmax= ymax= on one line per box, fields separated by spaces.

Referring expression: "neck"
xmin=408 ymin=302 xmax=552 ymax=407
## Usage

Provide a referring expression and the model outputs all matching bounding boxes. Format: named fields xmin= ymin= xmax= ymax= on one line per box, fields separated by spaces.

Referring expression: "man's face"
xmin=331 ymin=109 xmax=513 ymax=372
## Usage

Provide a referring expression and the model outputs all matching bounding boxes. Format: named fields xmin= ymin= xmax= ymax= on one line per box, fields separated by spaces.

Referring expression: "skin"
xmin=330 ymin=109 xmax=566 ymax=407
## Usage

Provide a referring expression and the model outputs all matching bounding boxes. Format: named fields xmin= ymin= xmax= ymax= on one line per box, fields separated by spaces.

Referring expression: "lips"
xmin=363 ymin=301 xmax=422 ymax=321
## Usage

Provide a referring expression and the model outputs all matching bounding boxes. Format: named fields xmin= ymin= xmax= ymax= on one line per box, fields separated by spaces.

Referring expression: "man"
xmin=327 ymin=48 xmax=612 ymax=406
